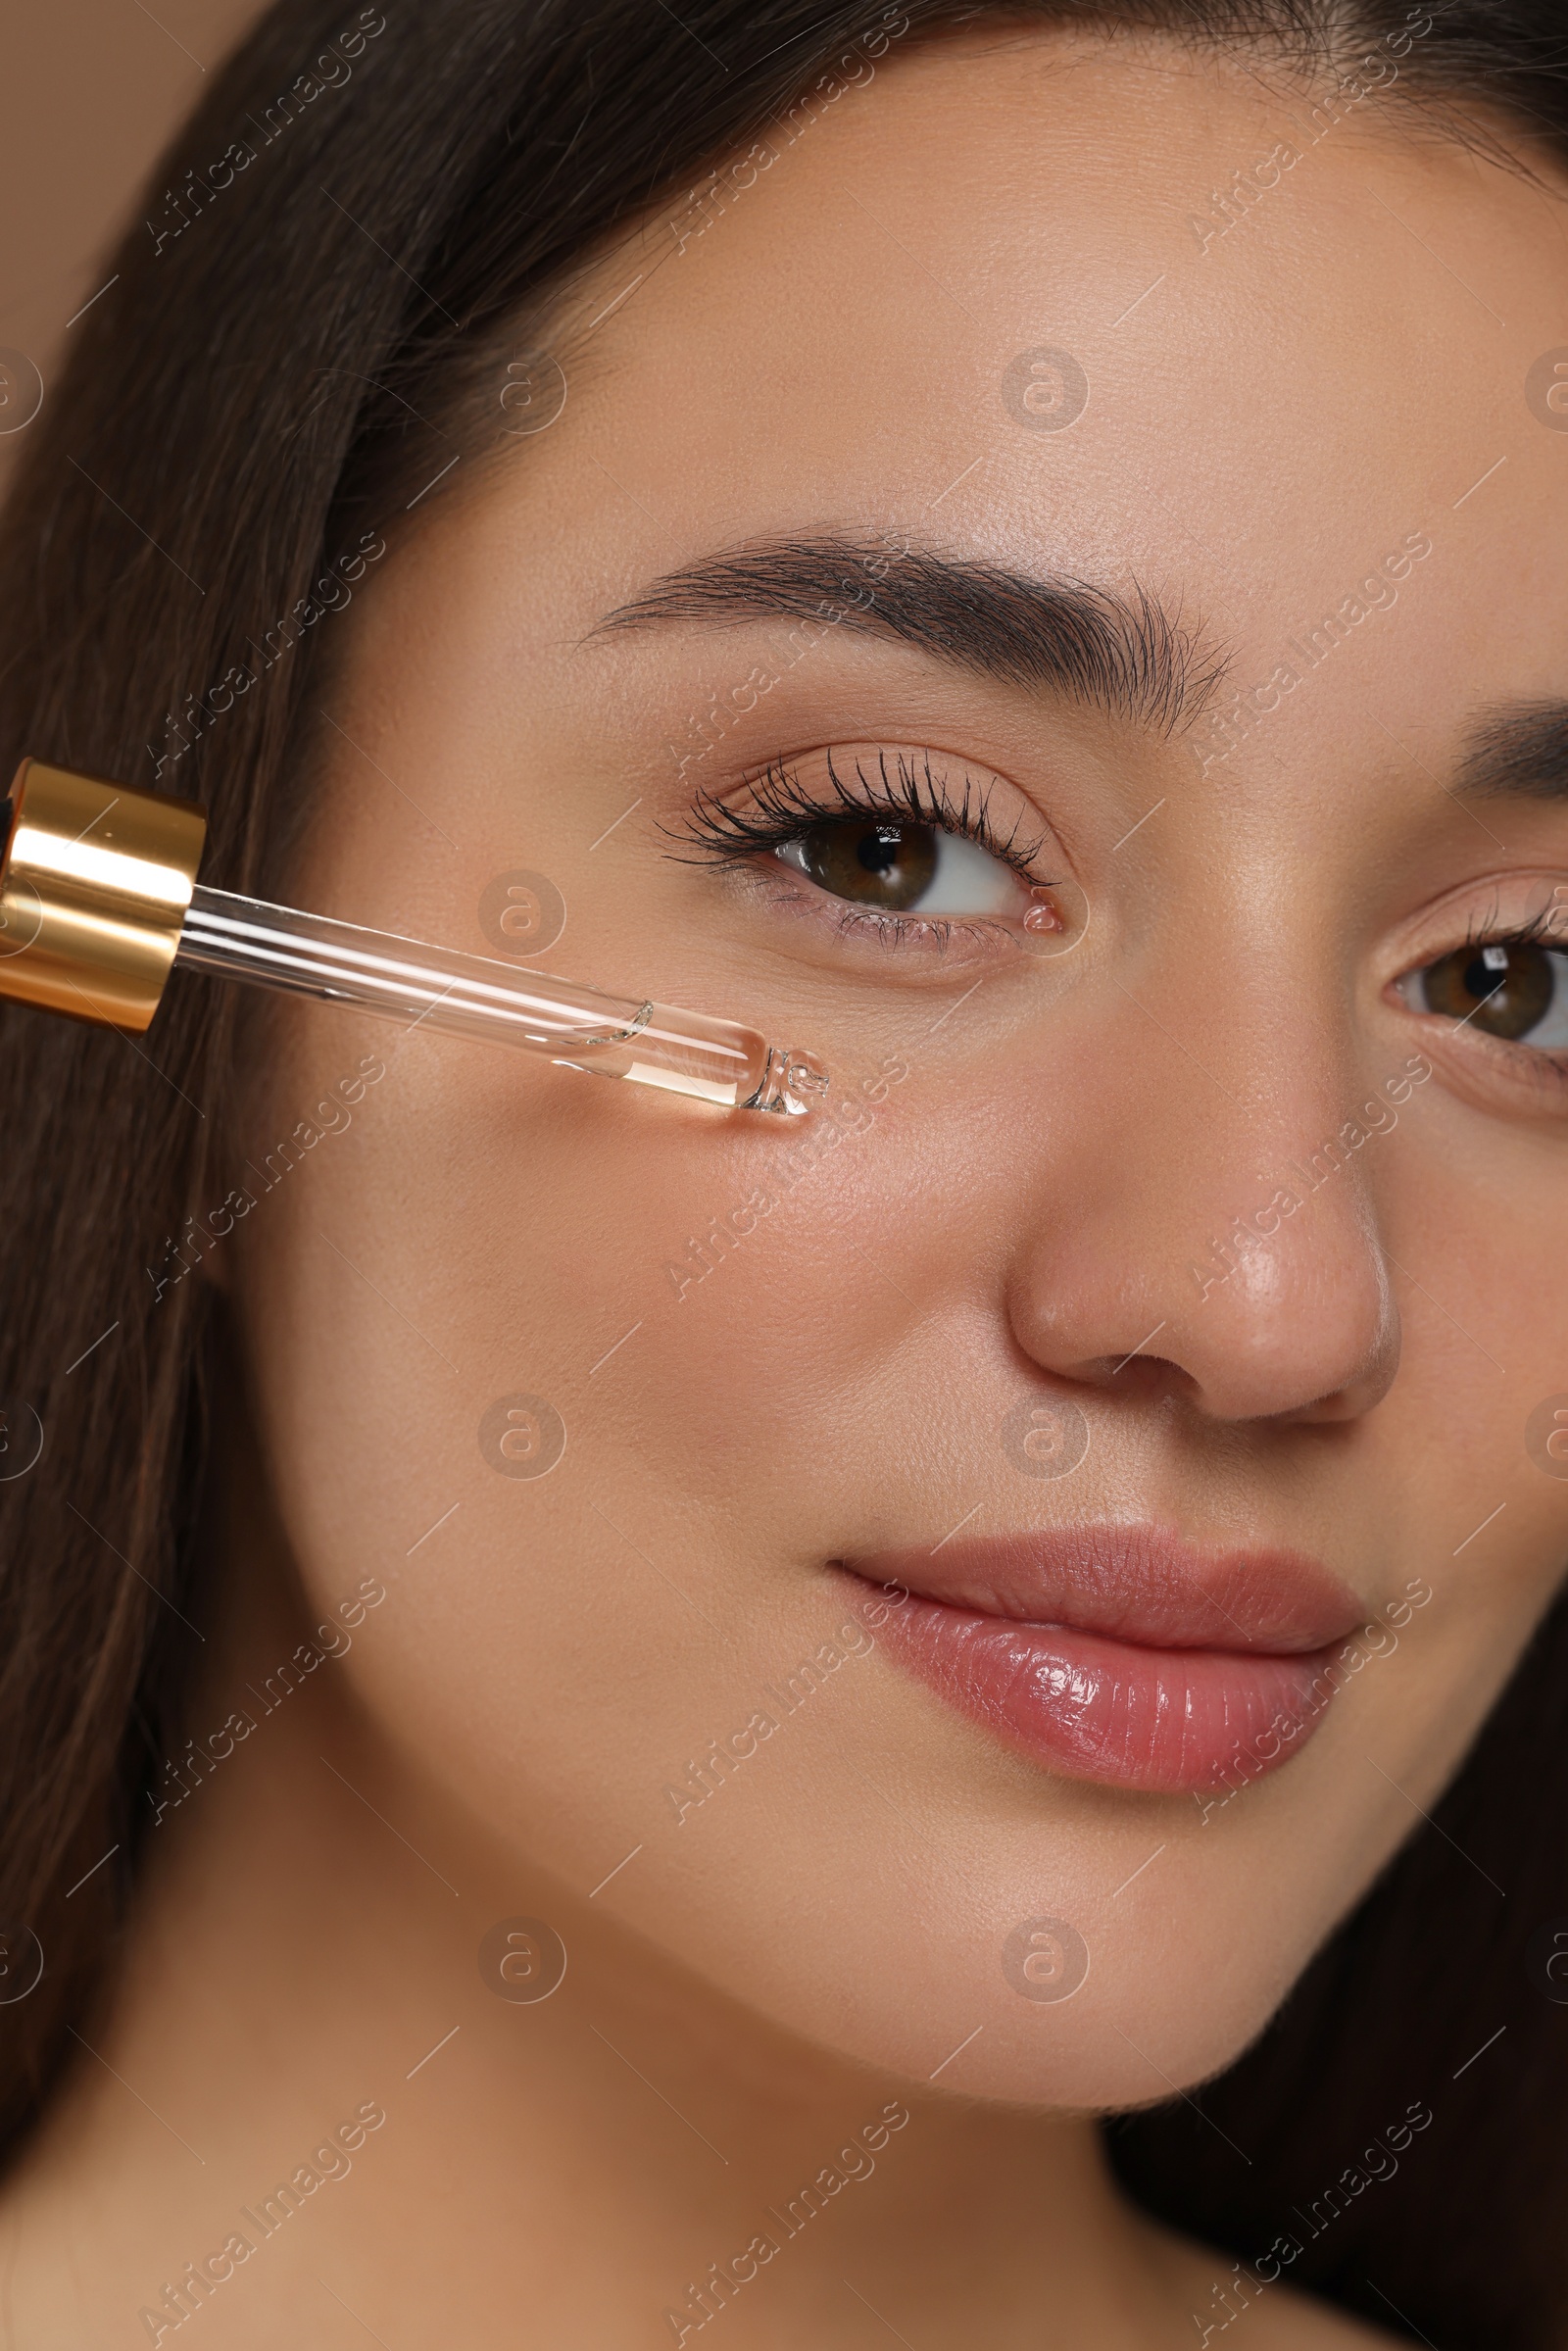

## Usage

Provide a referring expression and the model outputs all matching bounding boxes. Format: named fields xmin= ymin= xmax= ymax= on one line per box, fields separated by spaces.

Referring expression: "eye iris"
xmin=1423 ymin=943 xmax=1555 ymax=1040
xmin=799 ymin=820 xmax=939 ymax=910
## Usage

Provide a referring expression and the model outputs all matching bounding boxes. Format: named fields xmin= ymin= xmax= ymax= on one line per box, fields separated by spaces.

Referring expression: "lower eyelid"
xmin=749 ymin=859 xmax=1029 ymax=957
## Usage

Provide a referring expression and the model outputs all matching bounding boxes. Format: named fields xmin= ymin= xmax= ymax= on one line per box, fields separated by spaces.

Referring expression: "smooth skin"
xmin=5 ymin=24 xmax=1567 ymax=2347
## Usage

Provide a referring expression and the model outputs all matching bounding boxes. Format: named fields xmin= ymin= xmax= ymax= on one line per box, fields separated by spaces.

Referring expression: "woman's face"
xmin=227 ymin=26 xmax=1568 ymax=2103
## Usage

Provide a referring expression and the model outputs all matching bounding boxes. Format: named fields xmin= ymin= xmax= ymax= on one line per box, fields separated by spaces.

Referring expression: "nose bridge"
xmin=1182 ymin=995 xmax=1400 ymax=1290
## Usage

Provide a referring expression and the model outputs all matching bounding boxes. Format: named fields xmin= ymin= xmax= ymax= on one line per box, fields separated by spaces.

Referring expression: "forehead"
xmin=516 ymin=28 xmax=1568 ymax=718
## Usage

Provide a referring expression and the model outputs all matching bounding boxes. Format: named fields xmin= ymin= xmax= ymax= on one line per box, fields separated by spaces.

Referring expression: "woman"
xmin=0 ymin=0 xmax=1564 ymax=2340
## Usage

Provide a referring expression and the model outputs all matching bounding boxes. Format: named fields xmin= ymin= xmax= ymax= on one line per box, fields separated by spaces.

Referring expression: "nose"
xmin=1004 ymin=976 xmax=1403 ymax=1427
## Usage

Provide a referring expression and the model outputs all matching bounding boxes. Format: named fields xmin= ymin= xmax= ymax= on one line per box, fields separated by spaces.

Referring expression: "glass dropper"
xmin=175 ymin=884 xmax=829 ymax=1114
xmin=0 ymin=759 xmax=831 ymax=1117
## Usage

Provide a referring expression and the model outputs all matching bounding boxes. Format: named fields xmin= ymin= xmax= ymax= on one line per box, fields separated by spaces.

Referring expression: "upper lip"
xmin=838 ymin=1523 xmax=1365 ymax=1654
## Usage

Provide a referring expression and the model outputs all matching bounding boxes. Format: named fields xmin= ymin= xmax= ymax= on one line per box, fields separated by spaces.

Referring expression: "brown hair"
xmin=0 ymin=2 xmax=1563 ymax=2340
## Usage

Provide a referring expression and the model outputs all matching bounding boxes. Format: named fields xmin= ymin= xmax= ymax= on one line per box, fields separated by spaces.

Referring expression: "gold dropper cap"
xmin=0 ymin=759 xmax=207 ymax=1033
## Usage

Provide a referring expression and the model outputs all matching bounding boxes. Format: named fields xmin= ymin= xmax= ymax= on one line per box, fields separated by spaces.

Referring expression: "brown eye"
xmin=788 ymin=819 xmax=939 ymax=910
xmin=1416 ymin=942 xmax=1558 ymax=1042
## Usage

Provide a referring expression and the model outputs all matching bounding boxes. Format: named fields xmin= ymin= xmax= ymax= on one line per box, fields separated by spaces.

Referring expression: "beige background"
xmin=0 ymin=0 xmax=268 ymax=495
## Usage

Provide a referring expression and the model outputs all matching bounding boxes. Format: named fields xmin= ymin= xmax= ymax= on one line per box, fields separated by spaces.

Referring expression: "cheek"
xmin=604 ymin=1071 xmax=1006 ymax=1523
xmin=233 ymin=1007 xmax=923 ymax=1677
xmin=242 ymin=1045 xmax=940 ymax=1743
xmin=1391 ymin=1156 xmax=1568 ymax=1620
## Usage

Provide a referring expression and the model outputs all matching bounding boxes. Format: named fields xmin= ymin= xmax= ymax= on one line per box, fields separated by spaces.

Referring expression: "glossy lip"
xmin=835 ymin=1524 xmax=1368 ymax=1795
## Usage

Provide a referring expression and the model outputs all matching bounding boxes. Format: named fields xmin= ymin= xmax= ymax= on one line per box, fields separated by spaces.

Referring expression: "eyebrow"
xmin=1455 ymin=702 xmax=1568 ymax=801
xmin=591 ymin=532 xmax=1226 ymax=736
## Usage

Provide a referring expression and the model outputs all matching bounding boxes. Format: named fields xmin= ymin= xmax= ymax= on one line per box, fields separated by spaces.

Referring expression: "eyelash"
xmin=664 ymin=749 xmax=1049 ymax=919
xmin=1457 ymin=904 xmax=1561 ymax=958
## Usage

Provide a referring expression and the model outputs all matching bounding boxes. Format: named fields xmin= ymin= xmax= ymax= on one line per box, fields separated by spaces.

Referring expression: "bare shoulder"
xmin=1146 ymin=2221 xmax=1410 ymax=2349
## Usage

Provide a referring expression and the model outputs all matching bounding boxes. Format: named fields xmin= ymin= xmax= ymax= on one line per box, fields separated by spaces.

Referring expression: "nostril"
xmin=1084 ymin=1353 xmax=1196 ymax=1401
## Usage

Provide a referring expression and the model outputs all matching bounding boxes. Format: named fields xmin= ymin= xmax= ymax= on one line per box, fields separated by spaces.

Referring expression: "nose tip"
xmin=1009 ymin=1126 xmax=1403 ymax=1429
xmin=1165 ymin=1196 xmax=1401 ymax=1423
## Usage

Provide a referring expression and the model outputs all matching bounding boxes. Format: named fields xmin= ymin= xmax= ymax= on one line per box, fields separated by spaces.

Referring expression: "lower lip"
xmin=857 ymin=1584 xmax=1342 ymax=1794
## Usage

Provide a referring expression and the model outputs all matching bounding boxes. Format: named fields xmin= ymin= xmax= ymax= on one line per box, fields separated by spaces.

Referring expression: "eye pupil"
xmin=858 ymin=828 xmax=902 ymax=876
xmin=1423 ymin=943 xmax=1555 ymax=1040
xmin=1464 ymin=952 xmax=1507 ymax=1000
